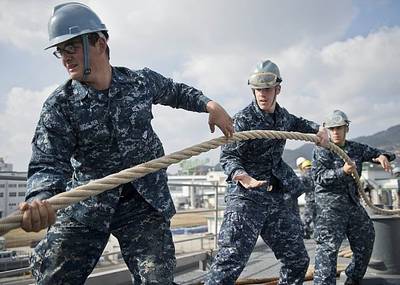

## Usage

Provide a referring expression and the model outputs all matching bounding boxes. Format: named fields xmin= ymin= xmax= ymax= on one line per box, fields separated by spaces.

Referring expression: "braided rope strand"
xmin=0 ymin=130 xmax=397 ymax=236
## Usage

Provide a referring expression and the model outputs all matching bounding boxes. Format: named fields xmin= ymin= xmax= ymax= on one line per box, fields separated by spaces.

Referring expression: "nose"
xmin=63 ymin=51 xmax=73 ymax=59
xmin=62 ymin=53 xmax=73 ymax=63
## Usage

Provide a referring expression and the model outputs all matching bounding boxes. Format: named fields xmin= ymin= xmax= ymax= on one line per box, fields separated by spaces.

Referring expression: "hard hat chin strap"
xmin=266 ymin=87 xmax=278 ymax=113
xmin=82 ymin=34 xmax=91 ymax=81
xmin=271 ymin=88 xmax=278 ymax=108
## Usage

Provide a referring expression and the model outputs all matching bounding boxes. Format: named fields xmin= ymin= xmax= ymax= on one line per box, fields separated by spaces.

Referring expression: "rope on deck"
xmin=0 ymin=130 xmax=398 ymax=235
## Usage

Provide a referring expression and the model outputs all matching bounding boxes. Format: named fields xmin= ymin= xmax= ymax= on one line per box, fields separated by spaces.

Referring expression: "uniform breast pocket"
xmin=129 ymin=109 xmax=153 ymax=127
xmin=77 ymin=120 xmax=112 ymax=147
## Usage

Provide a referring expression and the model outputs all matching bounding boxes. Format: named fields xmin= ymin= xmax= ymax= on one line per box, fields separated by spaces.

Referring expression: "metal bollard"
xmin=370 ymin=215 xmax=400 ymax=274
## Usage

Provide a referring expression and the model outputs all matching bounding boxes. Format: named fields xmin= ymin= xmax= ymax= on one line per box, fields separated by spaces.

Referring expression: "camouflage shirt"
xmin=220 ymin=101 xmax=319 ymax=202
xmin=312 ymin=140 xmax=396 ymax=205
xmin=26 ymin=66 xmax=211 ymax=231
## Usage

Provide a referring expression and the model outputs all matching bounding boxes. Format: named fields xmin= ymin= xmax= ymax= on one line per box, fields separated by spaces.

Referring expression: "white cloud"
xmin=90 ymin=0 xmax=353 ymax=68
xmin=0 ymin=86 xmax=55 ymax=170
xmin=151 ymin=105 xmax=223 ymax=171
xmin=0 ymin=0 xmax=57 ymax=51
xmin=152 ymin=26 xmax=400 ymax=165
xmin=277 ymin=27 xmax=400 ymax=138
xmin=0 ymin=1 xmax=399 ymax=172
xmin=1 ymin=0 xmax=352 ymax=55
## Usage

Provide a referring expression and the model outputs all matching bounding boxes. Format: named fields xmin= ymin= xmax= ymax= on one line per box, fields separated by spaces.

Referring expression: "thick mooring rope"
xmin=0 ymin=130 xmax=397 ymax=235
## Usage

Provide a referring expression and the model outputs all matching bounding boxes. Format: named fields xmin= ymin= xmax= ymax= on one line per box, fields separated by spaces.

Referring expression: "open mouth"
xmin=66 ymin=63 xmax=79 ymax=72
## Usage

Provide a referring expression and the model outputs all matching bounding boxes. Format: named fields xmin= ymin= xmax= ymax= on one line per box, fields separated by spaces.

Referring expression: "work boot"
xmin=344 ymin=277 xmax=360 ymax=285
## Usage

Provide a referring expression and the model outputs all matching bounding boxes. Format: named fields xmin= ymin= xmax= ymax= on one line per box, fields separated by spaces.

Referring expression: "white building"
xmin=0 ymin=172 xmax=27 ymax=218
xmin=168 ymin=172 xmax=227 ymax=210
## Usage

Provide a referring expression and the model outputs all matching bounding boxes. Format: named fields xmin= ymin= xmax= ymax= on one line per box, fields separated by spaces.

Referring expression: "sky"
xmin=0 ymin=0 xmax=399 ymax=172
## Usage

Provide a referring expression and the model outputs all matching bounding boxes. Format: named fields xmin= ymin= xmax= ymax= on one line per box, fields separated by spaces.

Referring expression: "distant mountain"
xmin=283 ymin=143 xmax=315 ymax=168
xmin=283 ymin=124 xmax=400 ymax=168
xmin=354 ymin=125 xmax=400 ymax=153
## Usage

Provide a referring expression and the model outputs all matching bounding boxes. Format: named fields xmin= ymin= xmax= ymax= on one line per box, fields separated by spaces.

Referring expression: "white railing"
xmin=169 ymin=182 xmax=226 ymax=249
xmin=0 ymin=181 xmax=227 ymax=282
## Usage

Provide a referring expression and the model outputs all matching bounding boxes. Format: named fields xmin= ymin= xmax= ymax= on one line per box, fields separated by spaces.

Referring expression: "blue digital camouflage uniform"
xmin=312 ymin=141 xmax=395 ymax=285
xmin=205 ymin=101 xmax=319 ymax=285
xmin=299 ymin=170 xmax=316 ymax=239
xmin=26 ymin=66 xmax=211 ymax=285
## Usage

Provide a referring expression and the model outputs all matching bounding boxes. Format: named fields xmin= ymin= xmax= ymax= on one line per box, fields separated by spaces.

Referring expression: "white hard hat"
xmin=323 ymin=110 xmax=350 ymax=128
xmin=296 ymin=157 xmax=306 ymax=167
xmin=248 ymin=59 xmax=282 ymax=89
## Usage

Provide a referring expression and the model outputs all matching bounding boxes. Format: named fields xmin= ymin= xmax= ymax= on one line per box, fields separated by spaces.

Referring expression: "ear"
xmin=275 ymin=85 xmax=281 ymax=95
xmin=97 ymin=37 xmax=108 ymax=54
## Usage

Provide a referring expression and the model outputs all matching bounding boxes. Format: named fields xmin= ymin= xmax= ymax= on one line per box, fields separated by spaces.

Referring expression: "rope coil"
xmin=0 ymin=130 xmax=397 ymax=236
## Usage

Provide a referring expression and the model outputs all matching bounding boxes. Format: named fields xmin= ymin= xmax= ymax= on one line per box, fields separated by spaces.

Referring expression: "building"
xmin=168 ymin=172 xmax=227 ymax=210
xmin=0 ymin=172 xmax=27 ymax=218
xmin=0 ymin=158 xmax=28 ymax=217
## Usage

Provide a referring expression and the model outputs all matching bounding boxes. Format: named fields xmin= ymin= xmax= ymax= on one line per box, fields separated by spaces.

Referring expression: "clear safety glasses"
xmin=53 ymin=41 xmax=81 ymax=58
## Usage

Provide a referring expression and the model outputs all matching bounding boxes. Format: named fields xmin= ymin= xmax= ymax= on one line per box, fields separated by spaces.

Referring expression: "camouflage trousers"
xmin=314 ymin=201 xmax=375 ymax=285
xmin=302 ymin=192 xmax=316 ymax=239
xmin=205 ymin=194 xmax=309 ymax=285
xmin=30 ymin=193 xmax=176 ymax=285
xmin=285 ymin=195 xmax=303 ymax=225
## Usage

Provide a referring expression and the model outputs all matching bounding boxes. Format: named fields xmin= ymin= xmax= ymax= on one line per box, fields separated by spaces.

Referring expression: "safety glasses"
xmin=53 ymin=41 xmax=81 ymax=59
xmin=248 ymin=72 xmax=279 ymax=88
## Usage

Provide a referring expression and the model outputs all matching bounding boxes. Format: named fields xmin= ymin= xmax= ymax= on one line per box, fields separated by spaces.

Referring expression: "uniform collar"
xmin=68 ymin=66 xmax=128 ymax=103
xmin=336 ymin=140 xmax=348 ymax=149
xmin=69 ymin=80 xmax=89 ymax=102
xmin=251 ymin=100 xmax=282 ymax=122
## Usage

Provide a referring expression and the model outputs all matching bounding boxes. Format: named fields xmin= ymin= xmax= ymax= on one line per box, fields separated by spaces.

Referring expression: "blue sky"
xmin=345 ymin=0 xmax=400 ymax=38
xmin=0 ymin=0 xmax=399 ymax=171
